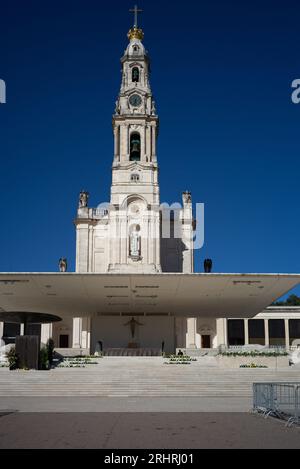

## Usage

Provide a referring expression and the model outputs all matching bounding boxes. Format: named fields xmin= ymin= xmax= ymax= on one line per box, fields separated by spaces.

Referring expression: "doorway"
xmin=201 ymin=335 xmax=211 ymax=348
xmin=59 ymin=334 xmax=69 ymax=348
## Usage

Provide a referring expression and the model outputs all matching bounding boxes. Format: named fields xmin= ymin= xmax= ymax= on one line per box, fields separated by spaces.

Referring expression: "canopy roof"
xmin=0 ymin=273 xmax=299 ymax=319
xmin=0 ymin=311 xmax=62 ymax=324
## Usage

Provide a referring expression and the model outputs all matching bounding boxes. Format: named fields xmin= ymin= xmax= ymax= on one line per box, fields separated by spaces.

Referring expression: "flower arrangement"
xmin=239 ymin=363 xmax=268 ymax=368
xmin=219 ymin=350 xmax=288 ymax=357
xmin=57 ymin=357 xmax=99 ymax=368
xmin=164 ymin=354 xmax=197 ymax=365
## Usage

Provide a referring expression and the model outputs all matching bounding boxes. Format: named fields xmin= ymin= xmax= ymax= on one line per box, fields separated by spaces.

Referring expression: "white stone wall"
xmin=52 ymin=317 xmax=73 ymax=348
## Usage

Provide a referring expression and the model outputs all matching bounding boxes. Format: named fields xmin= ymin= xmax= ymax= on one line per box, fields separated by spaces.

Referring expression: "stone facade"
xmin=74 ymin=30 xmax=193 ymax=276
xmin=70 ymin=24 xmax=195 ymax=351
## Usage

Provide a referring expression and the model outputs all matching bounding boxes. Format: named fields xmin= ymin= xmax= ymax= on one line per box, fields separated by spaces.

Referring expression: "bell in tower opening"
xmin=132 ymin=67 xmax=139 ymax=83
xmin=130 ymin=133 xmax=141 ymax=161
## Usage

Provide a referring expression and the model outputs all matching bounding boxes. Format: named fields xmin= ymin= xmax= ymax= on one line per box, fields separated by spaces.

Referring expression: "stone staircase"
xmin=0 ymin=357 xmax=300 ymax=397
xmin=54 ymin=348 xmax=90 ymax=357
xmin=102 ymin=348 xmax=161 ymax=357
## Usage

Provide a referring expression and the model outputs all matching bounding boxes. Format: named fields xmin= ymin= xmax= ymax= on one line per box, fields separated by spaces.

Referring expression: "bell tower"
xmin=108 ymin=7 xmax=161 ymax=273
xmin=111 ymin=6 xmax=159 ymax=207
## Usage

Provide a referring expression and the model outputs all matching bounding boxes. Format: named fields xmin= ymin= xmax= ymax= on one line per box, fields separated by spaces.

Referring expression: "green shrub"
xmin=6 ymin=347 xmax=19 ymax=370
xmin=39 ymin=347 xmax=49 ymax=370
xmin=46 ymin=338 xmax=55 ymax=366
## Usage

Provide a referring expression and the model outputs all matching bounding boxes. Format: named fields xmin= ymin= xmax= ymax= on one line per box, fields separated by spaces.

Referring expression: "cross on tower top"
xmin=129 ymin=4 xmax=143 ymax=28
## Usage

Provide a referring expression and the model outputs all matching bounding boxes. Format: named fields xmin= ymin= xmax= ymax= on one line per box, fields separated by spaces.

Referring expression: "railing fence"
xmin=253 ymin=382 xmax=300 ymax=426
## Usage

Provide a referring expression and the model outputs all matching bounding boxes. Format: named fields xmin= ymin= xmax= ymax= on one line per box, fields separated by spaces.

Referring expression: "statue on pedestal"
xmin=79 ymin=190 xmax=89 ymax=208
xmin=182 ymin=191 xmax=192 ymax=204
xmin=59 ymin=258 xmax=67 ymax=273
xmin=204 ymin=258 xmax=212 ymax=273
xmin=115 ymin=100 xmax=120 ymax=114
xmin=151 ymin=100 xmax=156 ymax=115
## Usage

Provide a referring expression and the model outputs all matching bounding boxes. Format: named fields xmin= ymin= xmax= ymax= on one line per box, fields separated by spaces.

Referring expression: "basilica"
xmin=0 ymin=12 xmax=300 ymax=355
xmin=72 ymin=19 xmax=194 ymax=353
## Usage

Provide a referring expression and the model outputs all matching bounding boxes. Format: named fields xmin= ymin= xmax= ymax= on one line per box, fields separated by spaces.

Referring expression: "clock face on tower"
xmin=129 ymin=94 xmax=142 ymax=107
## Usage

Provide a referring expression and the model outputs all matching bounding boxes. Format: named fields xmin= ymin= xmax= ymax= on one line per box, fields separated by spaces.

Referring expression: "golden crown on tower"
xmin=127 ymin=27 xmax=144 ymax=41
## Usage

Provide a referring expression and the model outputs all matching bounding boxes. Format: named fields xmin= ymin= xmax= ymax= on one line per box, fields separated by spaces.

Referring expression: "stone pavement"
xmin=0 ymin=412 xmax=300 ymax=449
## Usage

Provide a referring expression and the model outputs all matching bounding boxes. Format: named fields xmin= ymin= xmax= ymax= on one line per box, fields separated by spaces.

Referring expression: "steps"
xmin=0 ymin=357 xmax=300 ymax=398
xmin=102 ymin=348 xmax=161 ymax=357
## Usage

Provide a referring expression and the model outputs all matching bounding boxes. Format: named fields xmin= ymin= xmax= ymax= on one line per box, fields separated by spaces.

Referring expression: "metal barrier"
xmin=253 ymin=382 xmax=300 ymax=426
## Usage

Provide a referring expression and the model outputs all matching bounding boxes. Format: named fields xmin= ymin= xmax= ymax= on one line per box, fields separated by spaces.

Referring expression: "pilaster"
xmin=285 ymin=318 xmax=290 ymax=349
xmin=41 ymin=323 xmax=53 ymax=345
xmin=187 ymin=318 xmax=197 ymax=349
xmin=72 ymin=318 xmax=82 ymax=348
xmin=264 ymin=319 xmax=269 ymax=347
xmin=0 ymin=322 xmax=3 ymax=346
xmin=244 ymin=319 xmax=249 ymax=345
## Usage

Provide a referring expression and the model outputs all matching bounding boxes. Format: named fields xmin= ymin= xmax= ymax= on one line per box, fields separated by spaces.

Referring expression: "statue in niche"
xmin=182 ymin=191 xmax=192 ymax=204
xmin=79 ymin=190 xmax=89 ymax=208
xmin=129 ymin=226 xmax=141 ymax=258
xmin=59 ymin=258 xmax=67 ymax=272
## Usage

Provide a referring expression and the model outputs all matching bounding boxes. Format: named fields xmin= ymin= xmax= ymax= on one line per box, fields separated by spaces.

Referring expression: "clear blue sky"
xmin=0 ymin=1 xmax=299 ymax=296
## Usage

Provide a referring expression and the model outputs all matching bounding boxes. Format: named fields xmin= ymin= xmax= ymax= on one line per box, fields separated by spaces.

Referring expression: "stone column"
xmin=0 ymin=322 xmax=4 ymax=346
xmin=216 ymin=319 xmax=228 ymax=347
xmin=244 ymin=319 xmax=249 ymax=345
xmin=119 ymin=125 xmax=124 ymax=161
xmin=284 ymin=319 xmax=290 ymax=350
xmin=114 ymin=126 xmax=120 ymax=160
xmin=120 ymin=124 xmax=128 ymax=162
xmin=146 ymin=125 xmax=151 ymax=161
xmin=264 ymin=319 xmax=269 ymax=347
xmin=187 ymin=318 xmax=197 ymax=349
xmin=224 ymin=319 xmax=228 ymax=347
xmin=142 ymin=125 xmax=146 ymax=161
xmin=76 ymin=225 xmax=89 ymax=273
xmin=41 ymin=323 xmax=53 ymax=345
xmin=120 ymin=216 xmax=127 ymax=264
xmin=81 ymin=317 xmax=91 ymax=351
xmin=72 ymin=318 xmax=82 ymax=348
xmin=155 ymin=212 xmax=160 ymax=267
xmin=151 ymin=125 xmax=156 ymax=158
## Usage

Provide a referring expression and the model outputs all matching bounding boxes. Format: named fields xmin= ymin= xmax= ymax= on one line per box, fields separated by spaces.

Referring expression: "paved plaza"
xmin=0 ymin=411 xmax=300 ymax=449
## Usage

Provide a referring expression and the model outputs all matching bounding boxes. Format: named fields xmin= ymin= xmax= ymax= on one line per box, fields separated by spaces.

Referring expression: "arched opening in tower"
xmin=132 ymin=67 xmax=140 ymax=83
xmin=130 ymin=133 xmax=141 ymax=161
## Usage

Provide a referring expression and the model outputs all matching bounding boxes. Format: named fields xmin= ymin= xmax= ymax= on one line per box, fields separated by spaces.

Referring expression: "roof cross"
xmin=129 ymin=4 xmax=143 ymax=28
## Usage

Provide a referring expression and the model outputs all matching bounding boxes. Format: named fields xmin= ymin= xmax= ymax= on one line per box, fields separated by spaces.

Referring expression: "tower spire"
xmin=128 ymin=5 xmax=144 ymax=41
xmin=129 ymin=4 xmax=143 ymax=28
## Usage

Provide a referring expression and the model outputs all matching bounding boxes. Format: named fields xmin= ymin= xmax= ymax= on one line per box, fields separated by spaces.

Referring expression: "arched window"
xmin=132 ymin=67 xmax=139 ymax=83
xmin=130 ymin=133 xmax=141 ymax=161
xmin=131 ymin=173 xmax=140 ymax=182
